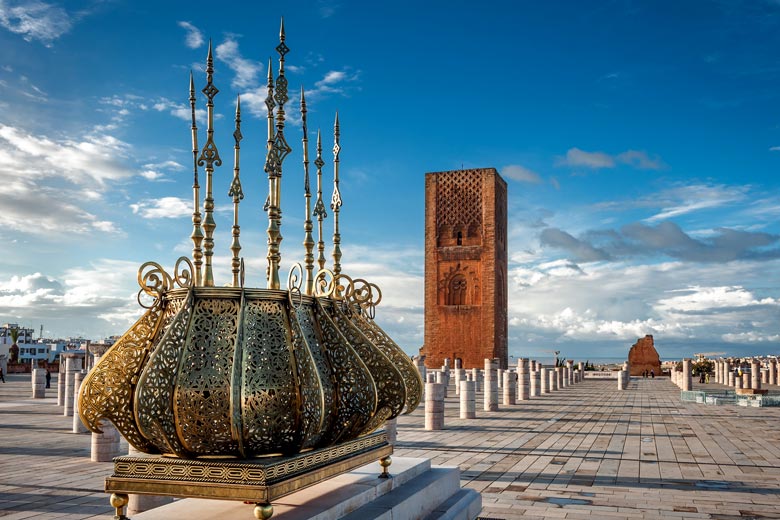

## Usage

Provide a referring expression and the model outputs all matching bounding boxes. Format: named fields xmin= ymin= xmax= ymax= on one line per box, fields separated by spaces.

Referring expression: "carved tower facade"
xmin=423 ymin=168 xmax=508 ymax=369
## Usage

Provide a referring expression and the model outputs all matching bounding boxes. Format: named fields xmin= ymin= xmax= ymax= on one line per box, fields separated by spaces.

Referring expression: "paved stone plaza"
xmin=2 ymin=372 xmax=780 ymax=519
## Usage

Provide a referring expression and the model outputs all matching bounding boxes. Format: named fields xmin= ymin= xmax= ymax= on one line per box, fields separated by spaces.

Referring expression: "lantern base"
xmin=105 ymin=431 xmax=391 ymax=518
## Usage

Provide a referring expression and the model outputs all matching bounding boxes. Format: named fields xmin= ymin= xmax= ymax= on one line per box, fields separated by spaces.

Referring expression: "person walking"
xmin=45 ymin=369 xmax=51 ymax=389
xmin=0 ymin=367 xmax=5 ymax=383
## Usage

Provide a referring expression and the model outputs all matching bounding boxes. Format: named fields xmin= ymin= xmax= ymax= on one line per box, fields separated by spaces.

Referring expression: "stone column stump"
xmin=425 ymin=382 xmax=445 ymax=430
xmin=91 ymin=423 xmax=121 ymax=462
xmin=484 ymin=359 xmax=498 ymax=412
xmin=460 ymin=381 xmax=476 ymax=419
xmin=517 ymin=358 xmax=529 ymax=400
xmin=502 ymin=371 xmax=516 ymax=405
xmin=32 ymin=368 xmax=46 ymax=398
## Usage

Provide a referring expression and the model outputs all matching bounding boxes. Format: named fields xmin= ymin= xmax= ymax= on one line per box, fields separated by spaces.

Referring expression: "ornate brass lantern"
xmin=78 ymin=21 xmax=421 ymax=461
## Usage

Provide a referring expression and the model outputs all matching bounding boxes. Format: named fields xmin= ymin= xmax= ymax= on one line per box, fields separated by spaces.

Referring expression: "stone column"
xmin=503 ymin=371 xmax=516 ymax=405
xmin=742 ymin=372 xmax=751 ymax=389
xmin=73 ymin=372 xmax=88 ymax=433
xmin=63 ymin=367 xmax=76 ymax=416
xmin=549 ymin=368 xmax=558 ymax=392
xmin=425 ymin=382 xmax=445 ymax=430
xmin=415 ymin=357 xmax=426 ymax=385
xmin=728 ymin=371 xmax=735 ymax=387
xmin=518 ymin=358 xmax=529 ymax=400
xmin=762 ymin=367 xmax=769 ymax=385
xmin=484 ymin=359 xmax=498 ymax=412
xmin=540 ymin=368 xmax=548 ymax=394
xmin=471 ymin=368 xmax=480 ymax=392
xmin=682 ymin=359 xmax=692 ymax=391
xmin=567 ymin=360 xmax=574 ymax=384
xmin=126 ymin=445 xmax=174 ymax=516
xmin=556 ymin=367 xmax=563 ymax=389
xmin=434 ymin=370 xmax=447 ymax=398
xmin=426 ymin=372 xmax=436 ymax=384
xmin=32 ymin=368 xmax=46 ymax=398
xmin=735 ymin=375 xmax=743 ymax=389
xmin=770 ymin=360 xmax=777 ymax=386
xmin=91 ymin=423 xmax=121 ymax=462
xmin=460 ymin=381 xmax=476 ymax=419
xmin=454 ymin=368 xmax=464 ymax=396
xmin=530 ymin=368 xmax=539 ymax=397
xmin=618 ymin=370 xmax=626 ymax=390
xmin=57 ymin=361 xmax=66 ymax=406
xmin=496 ymin=368 xmax=504 ymax=389
xmin=384 ymin=418 xmax=398 ymax=445
xmin=724 ymin=360 xmax=731 ymax=386
xmin=561 ymin=367 xmax=569 ymax=388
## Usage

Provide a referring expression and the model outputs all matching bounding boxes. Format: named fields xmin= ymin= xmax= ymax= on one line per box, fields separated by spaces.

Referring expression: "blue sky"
xmin=0 ymin=0 xmax=778 ymax=361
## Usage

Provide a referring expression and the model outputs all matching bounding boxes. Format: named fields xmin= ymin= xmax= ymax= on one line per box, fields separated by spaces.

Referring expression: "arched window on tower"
xmin=447 ymin=274 xmax=467 ymax=305
xmin=456 ymin=231 xmax=463 ymax=245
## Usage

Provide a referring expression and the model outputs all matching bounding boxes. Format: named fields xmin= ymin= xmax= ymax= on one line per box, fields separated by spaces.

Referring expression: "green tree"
xmin=8 ymin=328 xmax=19 ymax=364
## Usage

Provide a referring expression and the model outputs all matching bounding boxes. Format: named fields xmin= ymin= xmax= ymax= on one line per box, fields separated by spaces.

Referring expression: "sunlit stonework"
xmin=78 ymin=20 xmax=421 ymax=461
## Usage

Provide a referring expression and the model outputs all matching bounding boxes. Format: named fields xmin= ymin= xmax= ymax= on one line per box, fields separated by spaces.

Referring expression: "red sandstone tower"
xmin=423 ymin=168 xmax=508 ymax=369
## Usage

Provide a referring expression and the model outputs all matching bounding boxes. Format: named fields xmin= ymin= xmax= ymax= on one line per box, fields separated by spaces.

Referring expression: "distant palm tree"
xmin=8 ymin=328 xmax=19 ymax=364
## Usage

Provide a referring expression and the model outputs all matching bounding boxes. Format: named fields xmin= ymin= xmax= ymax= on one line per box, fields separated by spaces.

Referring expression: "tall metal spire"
xmin=301 ymin=87 xmax=315 ymax=295
xmin=313 ymin=129 xmax=327 ymax=271
xmin=197 ymin=39 xmax=222 ymax=287
xmin=264 ymin=17 xmax=292 ymax=289
xmin=189 ymin=71 xmax=203 ymax=286
xmin=331 ymin=112 xmax=342 ymax=275
xmin=229 ymin=95 xmax=244 ymax=288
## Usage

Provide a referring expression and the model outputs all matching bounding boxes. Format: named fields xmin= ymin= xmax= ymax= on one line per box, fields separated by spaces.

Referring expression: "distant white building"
xmin=0 ymin=323 xmax=36 ymax=372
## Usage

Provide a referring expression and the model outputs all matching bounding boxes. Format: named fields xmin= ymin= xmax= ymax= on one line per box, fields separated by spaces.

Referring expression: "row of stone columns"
xmin=421 ymin=357 xmax=586 ymax=431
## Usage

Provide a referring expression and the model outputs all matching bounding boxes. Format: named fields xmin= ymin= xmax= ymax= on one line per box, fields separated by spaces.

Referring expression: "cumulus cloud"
xmin=539 ymin=227 xmax=611 ymax=262
xmin=152 ymin=97 xmax=208 ymax=122
xmin=0 ymin=0 xmax=72 ymax=46
xmin=216 ymin=35 xmax=264 ymax=90
xmin=557 ymin=147 xmax=664 ymax=170
xmin=130 ymin=197 xmax=191 ymax=219
xmin=177 ymin=20 xmax=203 ymax=49
xmin=502 ymin=164 xmax=542 ymax=184
xmin=0 ymin=261 xmax=144 ymax=338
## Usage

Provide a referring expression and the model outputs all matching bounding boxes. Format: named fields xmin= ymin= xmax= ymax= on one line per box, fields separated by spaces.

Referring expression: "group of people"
xmin=641 ymin=369 xmax=655 ymax=378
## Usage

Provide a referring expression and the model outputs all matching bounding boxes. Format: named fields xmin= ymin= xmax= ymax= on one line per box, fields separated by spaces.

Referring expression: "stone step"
xmin=423 ymin=487 xmax=482 ymax=520
xmin=132 ymin=457 xmax=459 ymax=520
xmin=339 ymin=465 xmax=463 ymax=520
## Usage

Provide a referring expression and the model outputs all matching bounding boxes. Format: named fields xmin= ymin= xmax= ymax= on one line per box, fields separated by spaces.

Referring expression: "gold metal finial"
xmin=197 ymin=39 xmax=222 ymax=287
xmin=301 ymin=87 xmax=315 ymax=295
xmin=264 ymin=24 xmax=292 ymax=289
xmin=313 ymin=130 xmax=327 ymax=271
xmin=229 ymin=95 xmax=244 ymax=288
xmin=189 ymin=71 xmax=203 ymax=286
xmin=331 ymin=112 xmax=342 ymax=275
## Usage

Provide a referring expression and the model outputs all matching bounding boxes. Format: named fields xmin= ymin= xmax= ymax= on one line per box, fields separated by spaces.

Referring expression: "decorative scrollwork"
xmin=332 ymin=273 xmax=354 ymax=301
xmin=137 ymin=262 xmax=173 ymax=309
xmin=174 ymin=257 xmax=194 ymax=289
xmin=314 ymin=268 xmax=335 ymax=297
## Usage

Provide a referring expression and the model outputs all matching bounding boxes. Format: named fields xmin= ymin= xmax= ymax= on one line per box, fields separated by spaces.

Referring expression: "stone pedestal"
xmin=742 ymin=373 xmax=750 ymax=389
xmin=728 ymin=372 xmax=735 ymax=387
xmin=73 ymin=372 xmax=88 ymax=433
xmin=556 ymin=367 xmax=564 ymax=389
xmin=502 ymin=371 xmax=516 ymax=405
xmin=460 ymin=381 xmax=476 ymax=419
xmin=483 ymin=359 xmax=498 ymax=412
xmin=31 ymin=368 xmax=46 ymax=398
xmin=682 ymin=359 xmax=692 ymax=392
xmin=540 ymin=368 xmax=548 ymax=394
xmin=549 ymin=368 xmax=558 ymax=392
xmin=517 ymin=358 xmax=529 ymax=400
xmin=566 ymin=360 xmax=574 ymax=384
xmin=425 ymin=382 xmax=445 ymax=430
xmin=561 ymin=367 xmax=569 ymax=388
xmin=91 ymin=423 xmax=121 ymax=462
xmin=735 ymin=376 xmax=743 ymax=390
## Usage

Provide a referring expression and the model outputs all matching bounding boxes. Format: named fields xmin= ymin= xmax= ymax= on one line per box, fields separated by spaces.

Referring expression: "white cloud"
xmin=140 ymin=169 xmax=164 ymax=181
xmin=216 ymin=36 xmax=264 ymax=90
xmin=770 ymin=146 xmax=780 ymax=152
xmin=0 ymin=0 xmax=72 ymax=47
xmin=502 ymin=164 xmax=542 ymax=184
xmin=557 ymin=147 xmax=664 ymax=170
xmin=144 ymin=160 xmax=185 ymax=171
xmin=177 ymin=21 xmax=203 ymax=49
xmin=655 ymin=285 xmax=777 ymax=314
xmin=152 ymin=97 xmax=208 ymax=122
xmin=722 ymin=331 xmax=780 ymax=343
xmin=130 ymin=197 xmax=191 ymax=219
xmin=644 ymin=184 xmax=747 ymax=222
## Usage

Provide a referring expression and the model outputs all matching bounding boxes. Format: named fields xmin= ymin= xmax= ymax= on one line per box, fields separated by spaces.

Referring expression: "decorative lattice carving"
xmin=438 ymin=262 xmax=480 ymax=306
xmin=436 ymin=169 xmax=482 ymax=233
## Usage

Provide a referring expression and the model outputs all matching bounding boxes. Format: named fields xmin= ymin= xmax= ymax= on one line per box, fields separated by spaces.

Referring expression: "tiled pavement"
xmin=2 ymin=372 xmax=780 ymax=519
